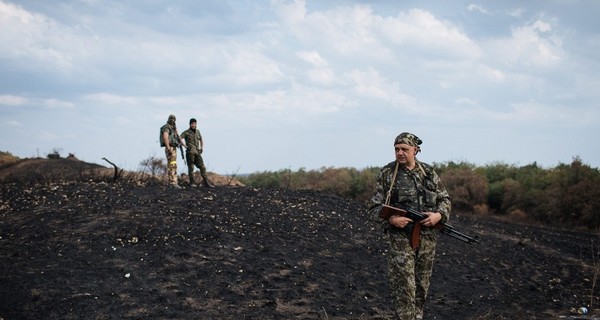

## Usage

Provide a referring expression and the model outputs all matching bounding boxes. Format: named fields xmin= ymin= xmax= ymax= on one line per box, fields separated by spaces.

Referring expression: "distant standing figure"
xmin=180 ymin=118 xmax=214 ymax=188
xmin=160 ymin=114 xmax=185 ymax=188
xmin=368 ymin=132 xmax=451 ymax=320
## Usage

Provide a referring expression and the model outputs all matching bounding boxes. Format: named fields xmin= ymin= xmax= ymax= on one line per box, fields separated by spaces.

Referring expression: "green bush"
xmin=440 ymin=168 xmax=487 ymax=212
xmin=240 ymin=158 xmax=600 ymax=230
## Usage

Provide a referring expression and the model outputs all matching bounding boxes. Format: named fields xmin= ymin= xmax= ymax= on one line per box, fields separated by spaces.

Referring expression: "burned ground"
xmin=0 ymin=180 xmax=599 ymax=319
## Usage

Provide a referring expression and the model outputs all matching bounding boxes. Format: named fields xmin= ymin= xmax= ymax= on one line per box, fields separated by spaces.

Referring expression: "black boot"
xmin=202 ymin=175 xmax=214 ymax=188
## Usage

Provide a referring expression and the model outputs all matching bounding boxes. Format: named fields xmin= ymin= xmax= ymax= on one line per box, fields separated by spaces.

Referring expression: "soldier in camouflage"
xmin=160 ymin=114 xmax=185 ymax=188
xmin=368 ymin=132 xmax=451 ymax=320
xmin=180 ymin=118 xmax=213 ymax=188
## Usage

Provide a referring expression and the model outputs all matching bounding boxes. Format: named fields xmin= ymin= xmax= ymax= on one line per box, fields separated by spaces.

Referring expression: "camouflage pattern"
xmin=368 ymin=160 xmax=451 ymax=320
xmin=160 ymin=123 xmax=180 ymax=148
xmin=394 ymin=132 xmax=423 ymax=147
xmin=165 ymin=146 xmax=178 ymax=185
xmin=161 ymin=115 xmax=180 ymax=186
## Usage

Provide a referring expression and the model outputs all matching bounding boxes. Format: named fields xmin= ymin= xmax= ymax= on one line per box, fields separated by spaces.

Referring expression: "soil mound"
xmin=0 ymin=157 xmax=109 ymax=182
xmin=0 ymin=157 xmax=243 ymax=187
xmin=0 ymin=182 xmax=598 ymax=319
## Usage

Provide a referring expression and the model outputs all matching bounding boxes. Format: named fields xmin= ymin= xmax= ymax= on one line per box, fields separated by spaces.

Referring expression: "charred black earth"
xmin=1 ymin=182 xmax=598 ymax=319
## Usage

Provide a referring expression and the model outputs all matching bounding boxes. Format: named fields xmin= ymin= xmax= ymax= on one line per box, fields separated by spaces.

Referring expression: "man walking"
xmin=181 ymin=118 xmax=213 ymax=188
xmin=368 ymin=132 xmax=451 ymax=319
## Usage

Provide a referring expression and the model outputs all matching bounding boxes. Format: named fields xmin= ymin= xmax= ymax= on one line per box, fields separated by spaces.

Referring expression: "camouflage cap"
xmin=394 ymin=132 xmax=422 ymax=147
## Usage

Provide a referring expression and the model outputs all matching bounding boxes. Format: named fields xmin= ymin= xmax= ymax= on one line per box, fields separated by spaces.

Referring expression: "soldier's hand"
xmin=420 ymin=212 xmax=442 ymax=227
xmin=389 ymin=215 xmax=413 ymax=228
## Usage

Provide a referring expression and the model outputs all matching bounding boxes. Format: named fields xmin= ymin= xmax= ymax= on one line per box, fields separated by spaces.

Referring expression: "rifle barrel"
xmin=441 ymin=227 xmax=479 ymax=244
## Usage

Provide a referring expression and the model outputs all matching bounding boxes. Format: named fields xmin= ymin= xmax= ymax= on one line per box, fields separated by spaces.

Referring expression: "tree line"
xmin=239 ymin=157 xmax=600 ymax=230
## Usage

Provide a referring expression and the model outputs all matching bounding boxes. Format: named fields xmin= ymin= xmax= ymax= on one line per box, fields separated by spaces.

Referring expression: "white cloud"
xmin=307 ymin=68 xmax=335 ymax=85
xmin=467 ymin=4 xmax=489 ymax=14
xmin=488 ymin=19 xmax=563 ymax=68
xmin=378 ymin=9 xmax=481 ymax=59
xmin=477 ymin=63 xmax=506 ymax=81
xmin=44 ymin=98 xmax=75 ymax=109
xmin=271 ymin=0 xmax=306 ymax=25
xmin=508 ymin=8 xmax=526 ymax=18
xmin=82 ymin=93 xmax=139 ymax=106
xmin=0 ymin=1 xmax=83 ymax=72
xmin=279 ymin=4 xmax=381 ymax=55
xmin=0 ymin=94 xmax=27 ymax=106
xmin=221 ymin=44 xmax=285 ymax=86
xmin=296 ymin=50 xmax=328 ymax=67
xmin=4 ymin=120 xmax=21 ymax=127
xmin=346 ymin=68 xmax=390 ymax=100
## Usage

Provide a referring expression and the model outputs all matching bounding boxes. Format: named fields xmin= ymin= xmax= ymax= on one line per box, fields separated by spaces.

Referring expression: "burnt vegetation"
xmin=1 ymin=150 xmax=599 ymax=319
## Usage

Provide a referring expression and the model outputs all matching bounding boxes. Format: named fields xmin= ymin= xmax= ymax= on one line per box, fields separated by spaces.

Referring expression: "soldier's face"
xmin=190 ymin=122 xmax=197 ymax=130
xmin=394 ymin=143 xmax=417 ymax=165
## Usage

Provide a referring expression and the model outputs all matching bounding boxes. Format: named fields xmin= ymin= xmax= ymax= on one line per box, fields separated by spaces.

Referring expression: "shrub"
xmin=240 ymin=158 xmax=600 ymax=229
xmin=441 ymin=168 xmax=487 ymax=212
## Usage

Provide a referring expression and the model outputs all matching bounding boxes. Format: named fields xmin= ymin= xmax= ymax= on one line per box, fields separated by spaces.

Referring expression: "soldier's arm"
xmin=367 ymin=169 xmax=390 ymax=227
xmin=162 ymin=130 xmax=171 ymax=149
xmin=432 ymin=170 xmax=451 ymax=223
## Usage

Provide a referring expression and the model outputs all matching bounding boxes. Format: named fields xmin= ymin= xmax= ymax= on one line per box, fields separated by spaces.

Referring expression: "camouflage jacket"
xmin=180 ymin=128 xmax=203 ymax=155
xmin=160 ymin=124 xmax=180 ymax=148
xmin=368 ymin=160 xmax=451 ymax=235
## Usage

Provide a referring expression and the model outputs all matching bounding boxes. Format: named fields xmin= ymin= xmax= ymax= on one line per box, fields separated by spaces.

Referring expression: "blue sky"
xmin=1 ymin=0 xmax=599 ymax=174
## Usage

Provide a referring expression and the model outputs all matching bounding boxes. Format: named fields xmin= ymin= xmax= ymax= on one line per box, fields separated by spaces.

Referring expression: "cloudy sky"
xmin=1 ymin=0 xmax=599 ymax=174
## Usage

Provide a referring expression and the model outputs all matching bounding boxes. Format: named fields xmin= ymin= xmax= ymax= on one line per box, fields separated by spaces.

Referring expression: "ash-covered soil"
xmin=1 ymin=182 xmax=599 ymax=319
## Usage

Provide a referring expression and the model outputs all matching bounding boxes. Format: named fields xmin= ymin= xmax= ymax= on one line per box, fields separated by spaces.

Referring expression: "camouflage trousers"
xmin=387 ymin=230 xmax=438 ymax=320
xmin=164 ymin=146 xmax=178 ymax=185
xmin=186 ymin=152 xmax=207 ymax=183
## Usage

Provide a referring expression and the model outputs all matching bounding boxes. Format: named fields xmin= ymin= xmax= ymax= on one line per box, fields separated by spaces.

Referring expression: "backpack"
xmin=159 ymin=125 xmax=167 ymax=147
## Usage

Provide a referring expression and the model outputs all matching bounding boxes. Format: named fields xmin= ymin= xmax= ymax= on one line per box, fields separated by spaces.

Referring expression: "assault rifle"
xmin=379 ymin=204 xmax=479 ymax=244
xmin=175 ymin=132 xmax=184 ymax=160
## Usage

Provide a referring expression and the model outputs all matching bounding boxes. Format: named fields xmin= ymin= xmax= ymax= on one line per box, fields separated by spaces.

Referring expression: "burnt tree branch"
xmin=102 ymin=157 xmax=123 ymax=181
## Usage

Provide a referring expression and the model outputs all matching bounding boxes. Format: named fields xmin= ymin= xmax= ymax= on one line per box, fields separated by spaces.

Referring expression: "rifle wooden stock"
xmin=379 ymin=204 xmax=479 ymax=245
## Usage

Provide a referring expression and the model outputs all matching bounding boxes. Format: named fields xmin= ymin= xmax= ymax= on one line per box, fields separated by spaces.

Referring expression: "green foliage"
xmin=440 ymin=167 xmax=487 ymax=212
xmin=241 ymin=157 xmax=600 ymax=230
xmin=432 ymin=160 xmax=477 ymax=176
xmin=240 ymin=167 xmax=380 ymax=202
